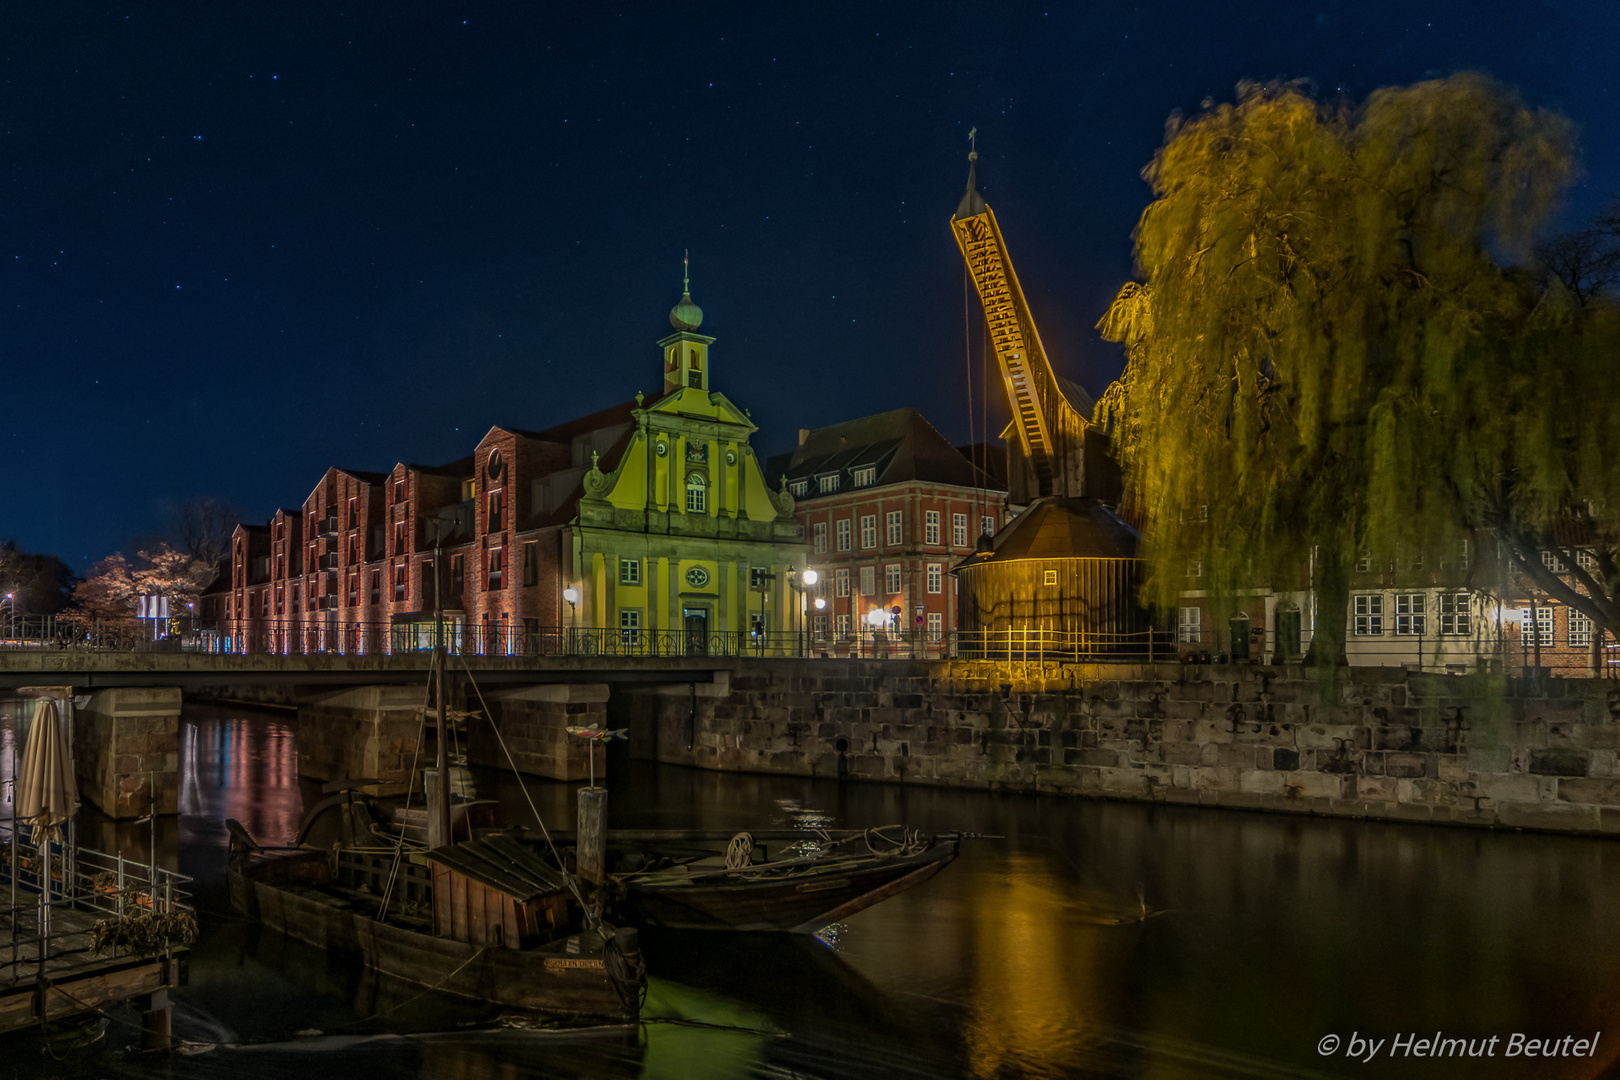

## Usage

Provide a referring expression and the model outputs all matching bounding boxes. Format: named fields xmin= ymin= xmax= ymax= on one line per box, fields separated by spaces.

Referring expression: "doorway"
xmin=683 ymin=607 xmax=708 ymax=655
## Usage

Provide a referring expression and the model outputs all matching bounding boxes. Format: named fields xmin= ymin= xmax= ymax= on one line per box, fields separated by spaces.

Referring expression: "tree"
xmin=169 ymin=497 xmax=240 ymax=571
xmin=0 ymin=540 xmax=77 ymax=616
xmin=1096 ymin=73 xmax=1620 ymax=662
xmin=69 ymin=543 xmax=212 ymax=625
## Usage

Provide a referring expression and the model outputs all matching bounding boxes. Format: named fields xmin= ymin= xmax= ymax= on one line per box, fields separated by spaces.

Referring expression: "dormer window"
xmin=818 ymin=474 xmax=840 ymax=494
xmin=852 ymin=467 xmax=876 ymax=488
xmin=789 ymin=480 xmax=809 ymax=497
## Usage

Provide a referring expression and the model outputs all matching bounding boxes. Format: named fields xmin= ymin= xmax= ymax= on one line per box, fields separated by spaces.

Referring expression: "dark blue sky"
xmin=5 ymin=1 xmax=1616 ymax=569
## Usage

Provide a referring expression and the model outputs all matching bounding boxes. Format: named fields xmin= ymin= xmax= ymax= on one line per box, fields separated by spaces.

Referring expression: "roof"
xmin=957 ymin=497 xmax=1139 ymax=567
xmin=507 ymin=395 xmax=647 ymax=445
xmin=409 ymin=455 xmax=475 ymax=479
xmin=769 ymin=407 xmax=1002 ymax=494
xmin=421 ymin=834 xmax=567 ymax=903
xmin=1055 ymin=375 xmax=1096 ymax=419
xmin=337 ymin=468 xmax=390 ymax=485
xmin=953 ymin=157 xmax=987 ymax=221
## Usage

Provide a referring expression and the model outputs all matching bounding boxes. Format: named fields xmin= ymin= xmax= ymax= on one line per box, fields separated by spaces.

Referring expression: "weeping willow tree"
xmin=1097 ymin=73 xmax=1620 ymax=664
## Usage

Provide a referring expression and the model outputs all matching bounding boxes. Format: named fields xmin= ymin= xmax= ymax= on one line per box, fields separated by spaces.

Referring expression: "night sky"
xmin=6 ymin=2 xmax=1616 ymax=570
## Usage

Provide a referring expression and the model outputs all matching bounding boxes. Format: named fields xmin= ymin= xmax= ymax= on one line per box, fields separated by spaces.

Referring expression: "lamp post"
xmin=865 ymin=606 xmax=887 ymax=659
xmin=788 ymin=569 xmax=818 ymax=657
xmin=563 ymin=587 xmax=580 ymax=654
xmin=813 ymin=595 xmax=826 ymax=657
xmin=2 ymin=592 xmax=12 ymax=638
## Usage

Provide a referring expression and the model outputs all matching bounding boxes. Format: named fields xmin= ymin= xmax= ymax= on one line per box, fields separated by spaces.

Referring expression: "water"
xmin=5 ymin=701 xmax=1620 ymax=1078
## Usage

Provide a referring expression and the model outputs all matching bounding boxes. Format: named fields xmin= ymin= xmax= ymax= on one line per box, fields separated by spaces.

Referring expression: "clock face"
xmin=685 ymin=565 xmax=710 ymax=587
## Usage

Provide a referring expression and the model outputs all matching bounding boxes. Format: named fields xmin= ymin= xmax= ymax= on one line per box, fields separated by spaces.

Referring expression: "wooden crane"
xmin=950 ymin=145 xmax=1099 ymax=505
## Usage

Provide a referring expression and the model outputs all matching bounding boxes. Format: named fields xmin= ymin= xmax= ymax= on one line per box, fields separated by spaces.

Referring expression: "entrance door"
xmin=683 ymin=608 xmax=708 ymax=655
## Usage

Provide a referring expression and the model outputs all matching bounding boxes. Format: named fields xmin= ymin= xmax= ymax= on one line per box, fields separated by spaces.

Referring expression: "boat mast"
xmin=433 ymin=521 xmax=452 ymax=848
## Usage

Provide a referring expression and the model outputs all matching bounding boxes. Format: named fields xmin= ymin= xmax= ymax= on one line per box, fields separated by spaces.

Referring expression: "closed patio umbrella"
xmin=17 ymin=698 xmax=79 ymax=846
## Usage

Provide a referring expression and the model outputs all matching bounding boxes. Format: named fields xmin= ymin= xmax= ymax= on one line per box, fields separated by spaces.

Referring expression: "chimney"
xmin=798 ymin=428 xmax=810 ymax=446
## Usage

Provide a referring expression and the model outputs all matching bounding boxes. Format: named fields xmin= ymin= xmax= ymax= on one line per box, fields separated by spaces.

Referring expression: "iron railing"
xmin=1 ymin=815 xmax=193 ymax=974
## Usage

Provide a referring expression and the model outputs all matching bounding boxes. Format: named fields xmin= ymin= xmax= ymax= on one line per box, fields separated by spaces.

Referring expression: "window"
xmin=347 ymin=498 xmax=358 ymax=530
xmin=394 ymin=522 xmax=407 ymax=556
xmin=818 ymin=474 xmax=840 ymax=494
xmin=980 ymin=514 xmax=995 ymax=538
xmin=1578 ymin=549 xmax=1600 ymax=571
xmin=348 ymin=536 xmax=358 ymax=565
xmin=1355 ymin=553 xmax=1373 ymax=573
xmin=393 ymin=562 xmax=407 ymax=601
xmin=852 ymin=466 xmax=875 ymax=487
xmin=487 ymin=547 xmax=504 ymax=591
xmin=813 ymin=522 xmax=827 ymax=554
xmin=1186 ymin=558 xmax=1202 ymax=578
xmin=924 ymin=510 xmax=940 ymax=545
xmin=261 ymin=592 xmax=270 ymax=617
xmin=524 ymin=543 xmax=541 ymax=587
xmin=953 ymin=513 xmax=968 ymax=548
xmin=275 ymin=586 xmax=284 ymax=615
xmin=369 ymin=571 xmax=381 ymax=604
xmin=1353 ymin=594 xmax=1384 ymax=635
xmin=860 ymin=515 xmax=876 ymax=548
xmin=488 ymin=490 xmax=505 ymax=532
xmin=1452 ymin=539 xmax=1470 ymax=571
xmin=750 ymin=567 xmax=770 ymax=590
xmin=927 ymin=612 xmax=943 ymax=640
xmin=347 ymin=573 xmax=358 ymax=605
xmin=927 ymin=563 xmax=942 ymax=593
xmin=1521 ymin=607 xmax=1554 ymax=647
xmin=886 ymin=511 xmax=902 ymax=546
xmin=884 ymin=564 xmax=900 ymax=593
xmin=292 ymin=584 xmax=302 ymax=612
xmin=834 ymin=568 xmax=850 ymax=597
xmin=619 ymin=557 xmax=640 ymax=586
xmin=860 ymin=566 xmax=875 ymax=596
xmin=619 ymin=609 xmax=641 ymax=646
xmin=789 ymin=480 xmax=808 ymax=497
xmin=1439 ymin=593 xmax=1471 ymax=636
xmin=1044 ymin=568 xmax=1058 ymax=586
xmin=836 ymin=519 xmax=851 ymax=551
xmin=1541 ymin=550 xmax=1568 ymax=573
xmin=523 ymin=618 xmax=539 ymax=643
xmin=1570 ymin=609 xmax=1594 ymax=647
xmin=1394 ymin=593 xmax=1426 ymax=635
xmin=451 ymin=555 xmax=465 ymax=593
xmin=686 ymin=473 xmax=707 ymax=514
xmin=836 ymin=613 xmax=850 ymax=639
xmin=394 ymin=479 xmax=405 ymax=502
xmin=749 ymin=612 xmax=765 ymax=639
xmin=1178 ymin=606 xmax=1201 ymax=643
xmin=813 ymin=614 xmax=827 ymax=640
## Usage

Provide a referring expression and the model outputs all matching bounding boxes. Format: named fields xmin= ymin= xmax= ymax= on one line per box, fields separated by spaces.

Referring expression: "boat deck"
xmin=0 ymin=904 xmax=184 ymax=1034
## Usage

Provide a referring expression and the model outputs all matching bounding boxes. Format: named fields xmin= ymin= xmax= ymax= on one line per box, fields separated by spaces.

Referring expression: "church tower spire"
xmin=660 ymin=250 xmax=715 ymax=394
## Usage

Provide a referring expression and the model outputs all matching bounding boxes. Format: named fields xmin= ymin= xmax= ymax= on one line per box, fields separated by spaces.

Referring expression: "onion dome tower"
xmin=661 ymin=251 xmax=714 ymax=394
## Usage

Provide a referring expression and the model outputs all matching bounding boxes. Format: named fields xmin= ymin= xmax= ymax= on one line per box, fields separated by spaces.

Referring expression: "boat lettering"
xmin=543 ymin=958 xmax=606 ymax=971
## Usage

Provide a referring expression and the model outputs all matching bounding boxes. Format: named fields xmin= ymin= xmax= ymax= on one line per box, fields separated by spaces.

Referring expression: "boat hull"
xmin=228 ymin=867 xmax=633 ymax=1021
xmin=621 ymin=837 xmax=958 ymax=933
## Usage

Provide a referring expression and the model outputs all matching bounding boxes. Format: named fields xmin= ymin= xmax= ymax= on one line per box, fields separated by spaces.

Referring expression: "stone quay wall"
xmin=72 ymin=687 xmax=182 ymax=819
xmin=618 ymin=660 xmax=1620 ymax=838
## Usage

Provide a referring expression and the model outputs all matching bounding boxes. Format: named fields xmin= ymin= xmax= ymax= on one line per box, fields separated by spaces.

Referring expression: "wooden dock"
xmin=0 ymin=902 xmax=186 ymax=1039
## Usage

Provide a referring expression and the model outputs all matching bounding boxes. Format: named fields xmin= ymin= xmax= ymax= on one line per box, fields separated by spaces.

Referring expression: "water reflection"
xmin=0 ymin=701 xmax=1616 ymax=1079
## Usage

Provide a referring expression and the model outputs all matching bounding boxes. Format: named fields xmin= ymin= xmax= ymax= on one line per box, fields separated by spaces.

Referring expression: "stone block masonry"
xmin=72 ymin=688 xmax=182 ymax=820
xmin=465 ymin=683 xmax=603 ymax=782
xmin=617 ymin=660 xmax=1620 ymax=838
xmin=295 ymin=685 xmax=427 ymax=795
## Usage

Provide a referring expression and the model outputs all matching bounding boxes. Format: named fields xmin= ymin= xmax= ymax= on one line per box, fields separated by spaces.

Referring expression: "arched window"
xmin=686 ymin=473 xmax=707 ymax=514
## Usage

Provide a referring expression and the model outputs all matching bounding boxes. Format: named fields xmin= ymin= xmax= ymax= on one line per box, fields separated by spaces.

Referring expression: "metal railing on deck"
xmin=2 ymin=815 xmax=193 ymax=973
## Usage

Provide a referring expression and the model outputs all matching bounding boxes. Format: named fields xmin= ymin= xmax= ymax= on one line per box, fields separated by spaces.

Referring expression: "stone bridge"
xmin=0 ymin=650 xmax=726 ymax=819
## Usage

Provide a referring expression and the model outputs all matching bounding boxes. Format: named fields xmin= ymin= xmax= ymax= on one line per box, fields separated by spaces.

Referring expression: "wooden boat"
xmin=603 ymin=826 xmax=959 ymax=933
xmin=226 ymin=821 xmax=644 ymax=1022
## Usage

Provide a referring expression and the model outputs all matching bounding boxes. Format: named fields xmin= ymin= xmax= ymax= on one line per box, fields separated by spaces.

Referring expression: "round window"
xmin=685 ymin=565 xmax=710 ymax=587
xmin=486 ymin=449 xmax=504 ymax=480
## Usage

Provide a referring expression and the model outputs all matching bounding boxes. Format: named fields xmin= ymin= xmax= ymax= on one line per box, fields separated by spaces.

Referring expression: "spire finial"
xmin=953 ymin=128 xmax=988 ymax=221
xmin=669 ymin=250 xmax=704 ymax=330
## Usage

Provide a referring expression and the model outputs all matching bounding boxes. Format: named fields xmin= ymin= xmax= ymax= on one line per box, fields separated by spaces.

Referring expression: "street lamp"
xmin=789 ymin=569 xmax=819 ymax=657
xmin=865 ymin=606 xmax=887 ymax=659
xmin=563 ymin=587 xmax=580 ymax=653
xmin=3 ymin=593 xmax=12 ymax=638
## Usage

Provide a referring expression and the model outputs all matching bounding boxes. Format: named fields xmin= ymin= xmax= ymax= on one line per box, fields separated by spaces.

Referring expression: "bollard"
xmin=139 ymin=988 xmax=171 ymax=1052
xmin=576 ymin=787 xmax=608 ymax=886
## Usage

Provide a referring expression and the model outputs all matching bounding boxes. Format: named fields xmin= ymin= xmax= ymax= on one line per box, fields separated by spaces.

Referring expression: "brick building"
xmin=221 ymin=274 xmax=805 ymax=653
xmin=770 ymin=408 xmax=1006 ymax=653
